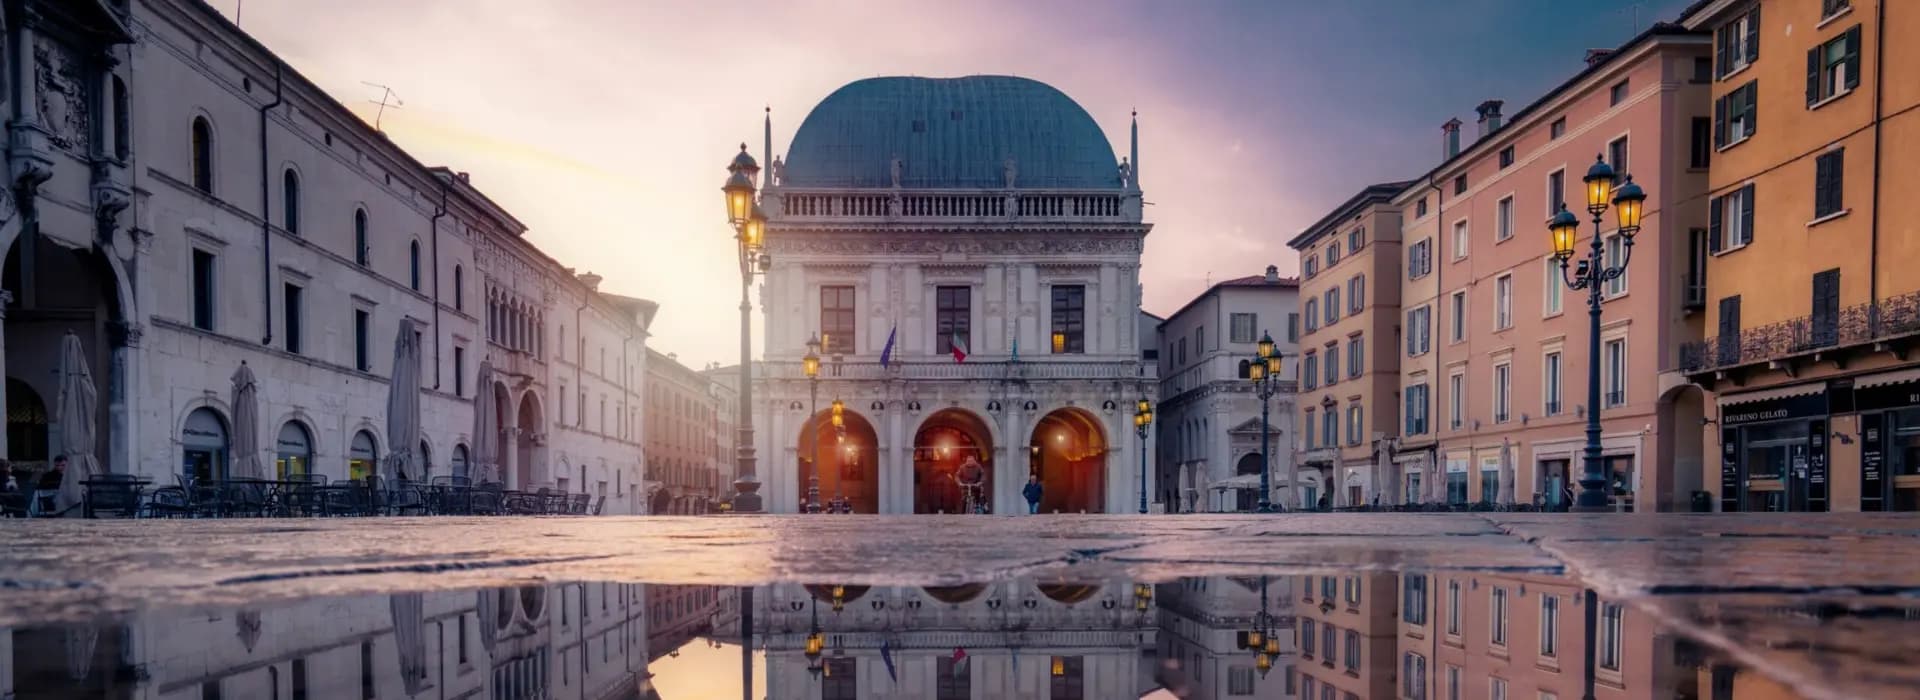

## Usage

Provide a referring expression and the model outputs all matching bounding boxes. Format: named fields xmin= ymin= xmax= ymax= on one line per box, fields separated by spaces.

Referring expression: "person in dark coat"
xmin=1023 ymin=475 xmax=1043 ymax=514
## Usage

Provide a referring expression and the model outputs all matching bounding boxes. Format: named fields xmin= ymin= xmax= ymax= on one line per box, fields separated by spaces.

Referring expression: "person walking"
xmin=1023 ymin=475 xmax=1043 ymax=515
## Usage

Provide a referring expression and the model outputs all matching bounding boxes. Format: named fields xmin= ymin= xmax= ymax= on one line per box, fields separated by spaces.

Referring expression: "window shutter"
xmin=1744 ymin=6 xmax=1760 ymax=64
xmin=1744 ymin=82 xmax=1757 ymax=136
xmin=1407 ymin=312 xmax=1417 ymax=356
xmin=1713 ymin=94 xmax=1727 ymax=147
xmin=1807 ymin=46 xmax=1821 ymax=106
xmin=1715 ymin=27 xmax=1730 ymax=78
xmin=1739 ymin=184 xmax=1756 ymax=245
xmin=1708 ymin=194 xmax=1723 ymax=251
xmin=1844 ymin=25 xmax=1863 ymax=90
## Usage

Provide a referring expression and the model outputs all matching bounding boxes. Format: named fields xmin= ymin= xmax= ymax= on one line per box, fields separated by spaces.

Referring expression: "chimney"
xmin=1584 ymin=48 xmax=1615 ymax=66
xmin=577 ymin=271 xmax=603 ymax=291
xmin=457 ymin=171 xmax=470 ymax=182
xmin=1265 ymin=265 xmax=1280 ymax=283
xmin=1475 ymin=100 xmax=1505 ymax=139
xmin=1442 ymin=118 xmax=1463 ymax=159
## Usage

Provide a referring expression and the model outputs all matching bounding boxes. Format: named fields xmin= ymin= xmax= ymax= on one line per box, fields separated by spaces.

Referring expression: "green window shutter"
xmin=1844 ymin=25 xmax=1863 ymax=91
xmin=1807 ymin=46 xmax=1821 ymax=106
xmin=1745 ymin=6 xmax=1760 ymax=64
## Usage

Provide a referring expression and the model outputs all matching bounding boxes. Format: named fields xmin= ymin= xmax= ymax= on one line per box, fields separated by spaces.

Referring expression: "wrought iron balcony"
xmin=1680 ymin=288 xmax=1920 ymax=375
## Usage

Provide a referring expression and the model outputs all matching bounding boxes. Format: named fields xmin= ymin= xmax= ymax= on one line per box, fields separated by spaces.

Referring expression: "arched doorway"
xmin=348 ymin=430 xmax=378 ymax=482
xmin=181 ymin=407 xmax=230 ymax=484
xmin=1657 ymin=384 xmax=1708 ymax=512
xmin=1234 ymin=453 xmax=1265 ymax=511
xmin=490 ymin=381 xmax=513 ymax=485
xmin=1037 ymin=583 xmax=1101 ymax=605
xmin=650 ymin=488 xmax=673 ymax=515
xmin=515 ymin=392 xmax=541 ymax=488
xmin=797 ymin=406 xmax=880 ymax=513
xmin=1029 ymin=408 xmax=1108 ymax=513
xmin=274 ymin=422 xmax=312 ymax=480
xmin=418 ymin=439 xmax=433 ymax=480
xmin=451 ymin=444 xmax=470 ymax=480
xmin=912 ymin=409 xmax=995 ymax=514
xmin=5 ymin=378 xmax=49 ymax=467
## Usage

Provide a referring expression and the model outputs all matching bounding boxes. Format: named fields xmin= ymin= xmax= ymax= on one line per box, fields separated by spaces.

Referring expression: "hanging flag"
xmin=1011 ymin=335 xmax=1019 ymax=362
xmin=951 ymin=333 xmax=969 ymax=363
xmin=880 ymin=638 xmax=899 ymax=683
xmin=879 ymin=326 xmax=898 ymax=368
xmin=951 ymin=647 xmax=970 ymax=677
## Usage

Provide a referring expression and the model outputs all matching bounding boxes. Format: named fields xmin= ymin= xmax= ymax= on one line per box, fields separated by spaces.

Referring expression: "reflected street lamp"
xmin=1250 ymin=332 xmax=1285 ymax=512
xmin=1547 ymin=155 xmax=1645 ymax=513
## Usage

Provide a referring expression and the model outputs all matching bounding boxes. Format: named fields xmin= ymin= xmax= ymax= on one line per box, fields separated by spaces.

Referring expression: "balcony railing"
xmin=773 ymin=188 xmax=1132 ymax=223
xmin=758 ymin=359 xmax=1156 ymax=382
xmin=1544 ymin=401 xmax=1562 ymax=416
xmin=1680 ymin=288 xmax=1920 ymax=374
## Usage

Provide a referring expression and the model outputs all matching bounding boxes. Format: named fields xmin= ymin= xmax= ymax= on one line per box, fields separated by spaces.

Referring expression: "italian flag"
xmin=951 ymin=333 xmax=969 ymax=363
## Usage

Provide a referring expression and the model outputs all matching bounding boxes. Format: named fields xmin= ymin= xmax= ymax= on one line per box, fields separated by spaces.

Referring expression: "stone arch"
xmin=796 ymin=405 xmax=880 ymax=513
xmin=922 ymin=583 xmax=988 ymax=605
xmin=176 ymin=401 xmax=232 ymax=484
xmin=347 ymin=424 xmax=382 ymax=482
xmin=1656 ymin=383 xmax=1709 ymax=512
xmin=910 ymin=408 xmax=996 ymax=513
xmin=515 ymin=389 xmax=544 ymax=488
xmin=1036 ymin=583 xmax=1101 ymax=606
xmin=1235 ymin=452 xmax=1264 ymax=476
xmin=1029 ymin=406 xmax=1110 ymax=513
xmin=269 ymin=411 xmax=322 ymax=480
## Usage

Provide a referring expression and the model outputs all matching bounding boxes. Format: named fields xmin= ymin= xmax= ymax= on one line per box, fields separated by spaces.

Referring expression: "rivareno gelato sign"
xmin=1720 ymin=390 xmax=1828 ymax=426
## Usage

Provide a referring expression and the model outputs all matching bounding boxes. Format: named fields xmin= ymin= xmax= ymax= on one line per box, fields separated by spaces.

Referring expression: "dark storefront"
xmin=1856 ymin=374 xmax=1920 ymax=511
xmin=1719 ymin=388 xmax=1829 ymax=513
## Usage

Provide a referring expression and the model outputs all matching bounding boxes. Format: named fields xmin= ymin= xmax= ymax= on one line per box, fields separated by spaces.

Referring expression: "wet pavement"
xmin=1 ymin=513 xmax=1916 ymax=698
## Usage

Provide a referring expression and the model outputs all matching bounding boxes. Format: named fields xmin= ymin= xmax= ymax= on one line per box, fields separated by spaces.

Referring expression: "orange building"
xmin=1676 ymin=0 xmax=1920 ymax=512
xmin=1291 ymin=573 xmax=1398 ymax=699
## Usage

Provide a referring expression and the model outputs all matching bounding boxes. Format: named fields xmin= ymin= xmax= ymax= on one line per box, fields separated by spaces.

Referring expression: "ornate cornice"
xmin=769 ymin=235 xmax=1142 ymax=256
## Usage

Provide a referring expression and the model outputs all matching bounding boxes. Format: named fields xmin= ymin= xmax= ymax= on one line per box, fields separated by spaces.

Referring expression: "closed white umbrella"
xmin=391 ymin=593 xmax=428 ymax=694
xmin=470 ymin=360 xmax=497 ymax=483
xmin=230 ymin=361 xmax=264 ymax=479
xmin=1500 ymin=438 xmax=1517 ymax=506
xmin=1374 ymin=437 xmax=1395 ymax=506
xmin=476 ymin=589 xmax=500 ymax=656
xmin=384 ymin=318 xmax=422 ymax=482
xmin=55 ymin=332 xmax=98 ymax=512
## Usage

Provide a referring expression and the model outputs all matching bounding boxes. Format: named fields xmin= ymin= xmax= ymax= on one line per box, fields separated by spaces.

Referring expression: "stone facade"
xmin=647 ymin=348 xmax=726 ymax=513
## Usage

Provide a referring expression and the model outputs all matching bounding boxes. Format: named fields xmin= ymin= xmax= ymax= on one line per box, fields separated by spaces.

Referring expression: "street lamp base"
xmin=1568 ymin=504 xmax=1614 ymax=514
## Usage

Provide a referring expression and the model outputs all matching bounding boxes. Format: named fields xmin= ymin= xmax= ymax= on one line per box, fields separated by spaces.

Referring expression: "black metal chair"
xmin=568 ymin=494 xmax=590 ymax=515
xmin=590 ymin=495 xmax=605 ymax=516
xmin=390 ymin=480 xmax=429 ymax=516
xmin=145 ymin=487 xmax=192 ymax=518
xmin=83 ymin=475 xmax=146 ymax=519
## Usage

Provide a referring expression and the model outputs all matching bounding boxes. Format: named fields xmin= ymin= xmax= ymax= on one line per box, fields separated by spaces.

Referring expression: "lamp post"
xmin=1134 ymin=397 xmax=1153 ymax=514
xmin=803 ymin=333 xmax=822 ymax=513
xmin=1249 ymin=332 xmax=1285 ymax=512
xmin=1237 ymin=575 xmax=1280 ymax=678
xmin=1547 ymin=155 xmax=1645 ymax=514
xmin=830 ymin=397 xmax=845 ymax=513
xmin=720 ymin=144 xmax=769 ymax=513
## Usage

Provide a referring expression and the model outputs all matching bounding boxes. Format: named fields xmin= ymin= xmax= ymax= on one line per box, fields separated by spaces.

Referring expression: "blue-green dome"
xmin=783 ymin=76 xmax=1121 ymax=189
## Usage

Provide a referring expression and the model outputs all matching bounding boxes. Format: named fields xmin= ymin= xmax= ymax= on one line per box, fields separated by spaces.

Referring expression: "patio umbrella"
xmin=391 ymin=593 xmax=428 ymax=694
xmin=1500 ymin=438 xmax=1517 ymax=505
xmin=1374 ymin=438 xmax=1395 ymax=506
xmin=469 ymin=360 xmax=497 ymax=483
xmin=55 ymin=332 xmax=99 ymax=511
xmin=383 ymin=318 xmax=422 ymax=482
xmin=64 ymin=625 xmax=98 ymax=681
xmin=230 ymin=361 xmax=264 ymax=479
xmin=476 ymin=588 xmax=500 ymax=656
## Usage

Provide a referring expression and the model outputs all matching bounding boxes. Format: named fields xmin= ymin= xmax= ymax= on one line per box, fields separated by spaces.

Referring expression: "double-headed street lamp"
xmin=721 ymin=144 xmax=770 ymax=513
xmin=1248 ymin=332 xmax=1285 ymax=512
xmin=1235 ymin=576 xmax=1282 ymax=678
xmin=803 ymin=334 xmax=823 ymax=513
xmin=1547 ymin=155 xmax=1646 ymax=513
xmin=1134 ymin=397 xmax=1153 ymax=514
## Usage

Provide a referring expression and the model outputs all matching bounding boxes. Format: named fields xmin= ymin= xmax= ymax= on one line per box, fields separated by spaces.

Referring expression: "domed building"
xmin=751 ymin=75 xmax=1158 ymax=514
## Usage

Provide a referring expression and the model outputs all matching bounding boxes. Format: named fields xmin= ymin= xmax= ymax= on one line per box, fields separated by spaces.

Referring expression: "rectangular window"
xmin=1716 ymin=6 xmax=1759 ymax=78
xmin=1406 ymin=383 xmax=1430 ymax=435
xmin=1544 ymin=351 xmax=1562 ymax=415
xmin=283 ymin=283 xmax=303 ymax=354
xmin=820 ymin=286 xmax=857 ymax=355
xmin=1349 ymin=275 xmax=1365 ymax=312
xmin=1808 ymin=26 xmax=1862 ymax=105
xmin=1322 ymin=625 xmax=1336 ymax=664
xmin=1230 ymin=313 xmax=1257 ymax=343
xmin=1345 ymin=576 xmax=1360 ymax=606
xmin=1289 ymin=313 xmax=1300 ymax=342
xmin=1407 ymin=307 xmax=1428 ymax=356
xmin=1347 ymin=403 xmax=1363 ymax=446
xmin=1550 ymin=117 xmax=1565 ymax=139
xmin=1227 ymin=666 xmax=1255 ymax=696
xmin=1600 ymin=603 xmax=1625 ymax=670
xmin=1404 ymin=574 xmax=1429 ymax=625
xmin=1710 ymin=184 xmax=1755 ymax=252
xmin=1304 ymin=354 xmax=1318 ymax=390
xmin=1494 ymin=362 xmax=1511 ymax=423
xmin=1305 ymin=255 xmax=1318 ymax=278
xmin=1051 ymin=285 xmax=1085 ymax=353
xmin=1686 ymin=228 xmax=1709 ymax=310
xmin=1605 ymin=234 xmax=1628 ymax=297
xmin=1544 ymin=257 xmax=1564 ymax=315
xmin=1715 ymin=80 xmax=1759 ymax=146
xmin=1492 ymin=678 xmax=1507 ymax=700
xmin=1540 ymin=595 xmax=1560 ymax=658
xmin=1495 ymin=274 xmax=1512 ymax=329
xmin=1301 ymin=618 xmax=1317 ymax=655
xmin=192 ymin=249 xmax=217 ymax=331
xmin=1349 ymin=226 xmax=1366 ymax=251
xmin=1453 ymin=175 xmax=1466 ymax=195
xmin=1499 ymin=146 xmax=1515 ymax=169
xmin=936 ymin=655 xmax=972 ymax=700
xmin=1344 ymin=630 xmax=1360 ymax=672
xmin=1348 ymin=335 xmax=1364 ymax=378
xmin=1608 ymin=135 xmax=1629 ymax=175
xmin=823 ymin=658 xmax=858 ymax=700
xmin=1323 ymin=408 xmax=1338 ymax=449
xmin=1610 ymin=79 xmax=1629 ymax=106
xmin=1446 ymin=665 xmax=1460 ymax=700
xmin=1416 ymin=197 xmax=1429 ymax=218
xmin=1815 ymin=148 xmax=1846 ymax=218
xmin=1328 ymin=241 xmax=1342 ymax=266
xmin=1305 ymin=299 xmax=1319 ymax=333
xmin=1304 ymin=408 xmax=1316 ymax=448
xmin=1496 ymin=196 xmax=1513 ymax=241
xmin=1409 ymin=238 xmax=1432 ymax=278
xmin=1325 ymin=344 xmax=1339 ymax=385
xmin=354 ymin=309 xmax=371 ymax=372
xmin=1195 ymin=326 xmax=1206 ymax=355
xmin=935 ymin=286 xmax=971 ymax=354
xmin=1813 ymin=268 xmax=1841 ymax=346
xmin=1452 ymin=220 xmax=1469 ymax=259
xmin=1491 ymin=586 xmax=1509 ymax=646
xmin=1824 ymin=0 xmax=1852 ymax=19
xmin=1690 ymin=117 xmax=1713 ymax=168
xmin=1403 ymin=654 xmax=1429 ymax=700
xmin=1547 ymin=169 xmax=1565 ymax=216
xmin=1326 ymin=288 xmax=1340 ymax=324
xmin=1605 ymin=339 xmax=1627 ymax=407
xmin=1446 ymin=579 xmax=1462 ymax=635
xmin=454 ymin=346 xmax=466 ymax=398
xmin=1450 ymin=291 xmax=1466 ymax=342
xmin=1449 ymin=372 xmax=1465 ymax=430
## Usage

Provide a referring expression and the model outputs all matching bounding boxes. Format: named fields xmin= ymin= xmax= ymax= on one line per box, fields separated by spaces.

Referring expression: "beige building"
xmin=1292 ymin=573 xmax=1398 ymax=699
xmin=1288 ymin=183 xmax=1412 ymax=508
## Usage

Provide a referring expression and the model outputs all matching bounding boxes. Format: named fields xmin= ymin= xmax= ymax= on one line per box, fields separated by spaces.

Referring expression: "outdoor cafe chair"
xmin=144 ymin=487 xmax=192 ymax=518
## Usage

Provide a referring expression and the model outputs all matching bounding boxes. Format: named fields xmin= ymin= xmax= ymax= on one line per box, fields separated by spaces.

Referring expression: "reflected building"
xmin=1155 ymin=577 xmax=1294 ymax=698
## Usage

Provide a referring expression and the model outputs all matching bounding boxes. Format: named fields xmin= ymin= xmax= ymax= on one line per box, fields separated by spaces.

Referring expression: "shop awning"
xmin=1857 ymin=367 xmax=1920 ymax=389
xmin=1209 ymin=474 xmax=1264 ymax=490
xmin=1718 ymin=382 xmax=1825 ymax=406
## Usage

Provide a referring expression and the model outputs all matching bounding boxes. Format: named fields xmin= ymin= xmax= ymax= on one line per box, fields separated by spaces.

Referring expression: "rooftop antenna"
xmin=362 ymin=81 xmax=404 ymax=132
xmin=234 ymin=0 xmax=243 ymax=28
xmin=1618 ymin=1 xmax=1647 ymax=35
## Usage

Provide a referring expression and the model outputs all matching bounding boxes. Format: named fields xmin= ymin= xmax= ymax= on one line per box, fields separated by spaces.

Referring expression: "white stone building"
xmin=1154 ymin=269 xmax=1301 ymax=512
xmin=0 ymin=0 xmax=649 ymax=511
xmin=750 ymin=75 xmax=1158 ymax=515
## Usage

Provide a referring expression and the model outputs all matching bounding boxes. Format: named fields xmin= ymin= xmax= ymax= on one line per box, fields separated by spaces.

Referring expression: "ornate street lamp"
xmin=1250 ymin=332 xmax=1285 ymax=512
xmin=803 ymin=333 xmax=823 ymax=513
xmin=804 ymin=590 xmax=825 ymax=678
xmin=720 ymin=144 xmax=767 ymax=515
xmin=1134 ymin=396 xmax=1153 ymax=514
xmin=1548 ymin=155 xmax=1646 ymax=513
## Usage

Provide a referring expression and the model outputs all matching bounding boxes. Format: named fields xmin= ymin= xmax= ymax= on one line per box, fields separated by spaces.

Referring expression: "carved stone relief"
xmin=34 ymin=36 xmax=89 ymax=154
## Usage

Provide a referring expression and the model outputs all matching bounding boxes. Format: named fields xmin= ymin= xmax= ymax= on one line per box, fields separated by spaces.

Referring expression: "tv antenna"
xmin=1618 ymin=1 xmax=1648 ymax=36
xmin=362 ymin=82 xmax=404 ymax=131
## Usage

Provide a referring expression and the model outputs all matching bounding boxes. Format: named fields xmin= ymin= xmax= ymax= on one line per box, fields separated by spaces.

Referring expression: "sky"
xmin=218 ymin=0 xmax=1693 ymax=368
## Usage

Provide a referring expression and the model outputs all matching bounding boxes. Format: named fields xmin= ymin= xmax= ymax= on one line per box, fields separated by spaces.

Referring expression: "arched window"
xmin=191 ymin=117 xmax=214 ymax=193
xmin=282 ymin=168 xmax=301 ymax=233
xmin=112 ymin=77 xmax=130 ymax=161
xmin=453 ymin=264 xmax=465 ymax=311
xmin=354 ymin=209 xmax=370 ymax=265
xmin=409 ymin=240 xmax=422 ymax=291
xmin=1238 ymin=359 xmax=1251 ymax=378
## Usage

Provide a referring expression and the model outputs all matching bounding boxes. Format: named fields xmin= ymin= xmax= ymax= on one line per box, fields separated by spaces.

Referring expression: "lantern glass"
xmin=805 ymin=632 xmax=824 ymax=657
xmin=1247 ymin=630 xmax=1264 ymax=647
xmin=1052 ymin=657 xmax=1065 ymax=676
xmin=1612 ymin=175 xmax=1646 ymax=237
xmin=802 ymin=353 xmax=819 ymax=379
xmin=742 ymin=204 xmax=766 ymax=248
xmin=1548 ymin=207 xmax=1580 ymax=261
xmin=1051 ymin=332 xmax=1066 ymax=353
xmin=1583 ymin=155 xmax=1616 ymax=214
xmin=1249 ymin=361 xmax=1266 ymax=381
xmin=1257 ymin=333 xmax=1275 ymax=359
xmin=1256 ymin=653 xmax=1272 ymax=671
xmin=1265 ymin=355 xmax=1282 ymax=376
xmin=723 ymin=170 xmax=755 ymax=225
xmin=1137 ymin=398 xmax=1151 ymax=415
xmin=1263 ymin=638 xmax=1280 ymax=654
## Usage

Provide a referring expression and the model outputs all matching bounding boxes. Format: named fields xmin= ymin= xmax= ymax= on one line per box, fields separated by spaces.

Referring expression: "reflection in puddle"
xmin=0 ymin=573 xmax=1849 ymax=699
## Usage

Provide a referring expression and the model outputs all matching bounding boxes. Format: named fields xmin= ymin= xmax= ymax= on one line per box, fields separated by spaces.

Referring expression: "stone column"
xmin=502 ymin=427 xmax=521 ymax=489
xmin=108 ymin=321 xmax=141 ymax=476
xmin=0 ymin=290 xmax=10 ymax=459
xmin=884 ymin=404 xmax=905 ymax=514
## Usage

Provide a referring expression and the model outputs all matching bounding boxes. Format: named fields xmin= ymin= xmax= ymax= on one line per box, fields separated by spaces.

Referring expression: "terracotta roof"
xmin=1215 ymin=274 xmax=1300 ymax=288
